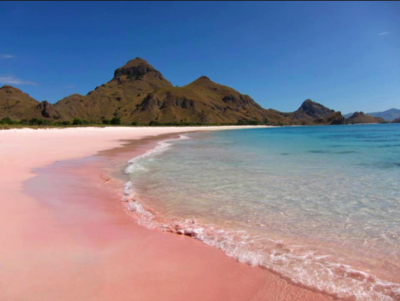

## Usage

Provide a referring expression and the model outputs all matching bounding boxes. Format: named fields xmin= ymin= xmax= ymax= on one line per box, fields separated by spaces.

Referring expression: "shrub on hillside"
xmin=236 ymin=119 xmax=260 ymax=125
xmin=0 ymin=117 xmax=13 ymax=124
xmin=110 ymin=117 xmax=121 ymax=125
xmin=149 ymin=120 xmax=161 ymax=126
xmin=28 ymin=118 xmax=52 ymax=125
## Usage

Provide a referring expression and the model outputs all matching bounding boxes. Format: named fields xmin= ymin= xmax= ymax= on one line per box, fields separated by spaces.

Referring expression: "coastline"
xmin=0 ymin=126 xmax=334 ymax=301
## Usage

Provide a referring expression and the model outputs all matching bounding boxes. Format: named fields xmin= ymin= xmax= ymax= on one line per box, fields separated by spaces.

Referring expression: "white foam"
xmin=122 ymin=195 xmax=400 ymax=299
xmin=124 ymin=196 xmax=400 ymax=300
xmin=127 ymin=200 xmax=153 ymax=218
xmin=179 ymin=134 xmax=191 ymax=140
xmin=122 ymin=134 xmax=192 ymax=221
xmin=121 ymin=181 xmax=133 ymax=202
xmin=124 ymin=134 xmax=190 ymax=175
xmin=124 ymin=141 xmax=171 ymax=174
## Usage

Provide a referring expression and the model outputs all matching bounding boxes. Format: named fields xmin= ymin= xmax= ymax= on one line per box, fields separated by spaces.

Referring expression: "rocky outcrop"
xmin=36 ymin=101 xmax=62 ymax=119
xmin=113 ymin=57 xmax=172 ymax=85
xmin=162 ymin=94 xmax=196 ymax=109
xmin=138 ymin=93 xmax=163 ymax=111
xmin=292 ymin=99 xmax=335 ymax=122
xmin=315 ymin=111 xmax=346 ymax=125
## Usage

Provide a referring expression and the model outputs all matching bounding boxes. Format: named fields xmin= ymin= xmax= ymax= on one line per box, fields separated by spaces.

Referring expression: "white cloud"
xmin=378 ymin=32 xmax=390 ymax=36
xmin=0 ymin=54 xmax=15 ymax=59
xmin=0 ymin=75 xmax=38 ymax=86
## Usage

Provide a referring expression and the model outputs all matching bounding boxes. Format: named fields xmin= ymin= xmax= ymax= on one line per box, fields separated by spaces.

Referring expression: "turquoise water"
xmin=124 ymin=124 xmax=400 ymax=300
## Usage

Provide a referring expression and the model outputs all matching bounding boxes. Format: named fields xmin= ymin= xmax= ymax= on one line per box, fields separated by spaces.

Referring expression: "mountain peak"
xmin=293 ymin=99 xmax=335 ymax=121
xmin=351 ymin=111 xmax=365 ymax=117
xmin=189 ymin=76 xmax=213 ymax=86
xmin=0 ymin=85 xmax=24 ymax=93
xmin=114 ymin=57 xmax=171 ymax=84
xmin=119 ymin=57 xmax=150 ymax=68
xmin=113 ymin=57 xmax=172 ymax=87
xmin=198 ymin=75 xmax=210 ymax=81
xmin=300 ymin=99 xmax=317 ymax=107
xmin=114 ymin=57 xmax=155 ymax=78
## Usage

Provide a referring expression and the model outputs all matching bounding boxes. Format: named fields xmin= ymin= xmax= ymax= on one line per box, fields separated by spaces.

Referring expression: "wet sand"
xmin=0 ymin=126 xmax=335 ymax=301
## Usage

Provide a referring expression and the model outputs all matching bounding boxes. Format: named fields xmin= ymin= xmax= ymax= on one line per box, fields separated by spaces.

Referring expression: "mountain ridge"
xmin=0 ymin=57 xmax=382 ymax=126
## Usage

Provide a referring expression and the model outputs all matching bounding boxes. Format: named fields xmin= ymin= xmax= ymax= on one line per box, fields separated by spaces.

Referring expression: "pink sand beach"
xmin=0 ymin=127 xmax=335 ymax=301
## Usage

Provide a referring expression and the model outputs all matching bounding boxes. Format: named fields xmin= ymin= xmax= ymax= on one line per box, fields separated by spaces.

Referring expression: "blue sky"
xmin=0 ymin=1 xmax=399 ymax=113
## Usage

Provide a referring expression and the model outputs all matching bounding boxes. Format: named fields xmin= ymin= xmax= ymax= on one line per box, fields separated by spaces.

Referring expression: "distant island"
xmin=344 ymin=108 xmax=400 ymax=122
xmin=0 ymin=58 xmax=394 ymax=126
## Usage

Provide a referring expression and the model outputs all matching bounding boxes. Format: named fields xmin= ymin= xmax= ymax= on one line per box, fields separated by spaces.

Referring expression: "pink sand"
xmin=0 ymin=126 xmax=335 ymax=301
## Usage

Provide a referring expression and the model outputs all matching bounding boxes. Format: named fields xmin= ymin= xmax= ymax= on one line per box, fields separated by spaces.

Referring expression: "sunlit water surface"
xmin=124 ymin=124 xmax=400 ymax=300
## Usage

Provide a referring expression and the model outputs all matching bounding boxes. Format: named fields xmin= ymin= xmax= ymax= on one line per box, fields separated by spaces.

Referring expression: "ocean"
xmin=123 ymin=124 xmax=400 ymax=300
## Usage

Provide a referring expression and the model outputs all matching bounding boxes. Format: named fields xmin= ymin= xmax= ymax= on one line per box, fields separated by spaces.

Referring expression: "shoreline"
xmin=115 ymin=131 xmax=399 ymax=301
xmin=0 ymin=126 xmax=334 ymax=301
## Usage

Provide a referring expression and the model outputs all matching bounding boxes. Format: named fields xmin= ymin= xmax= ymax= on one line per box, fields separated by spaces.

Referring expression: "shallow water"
xmin=124 ymin=124 xmax=400 ymax=300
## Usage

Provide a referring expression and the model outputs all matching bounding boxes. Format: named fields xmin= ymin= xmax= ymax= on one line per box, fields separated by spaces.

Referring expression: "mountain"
xmin=55 ymin=59 xmax=292 ymax=125
xmin=368 ymin=108 xmax=400 ymax=122
xmin=344 ymin=108 xmax=400 ymax=122
xmin=54 ymin=58 xmax=173 ymax=122
xmin=286 ymin=99 xmax=336 ymax=125
xmin=0 ymin=85 xmax=59 ymax=120
xmin=346 ymin=112 xmax=386 ymax=124
xmin=0 ymin=57 xmax=345 ymax=126
xmin=130 ymin=75 xmax=271 ymax=124
xmin=392 ymin=118 xmax=400 ymax=123
xmin=276 ymin=99 xmax=344 ymax=125
xmin=53 ymin=58 xmax=294 ymax=125
xmin=294 ymin=99 xmax=335 ymax=120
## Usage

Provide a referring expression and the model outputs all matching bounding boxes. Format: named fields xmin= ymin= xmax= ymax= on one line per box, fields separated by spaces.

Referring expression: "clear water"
xmin=124 ymin=124 xmax=400 ymax=300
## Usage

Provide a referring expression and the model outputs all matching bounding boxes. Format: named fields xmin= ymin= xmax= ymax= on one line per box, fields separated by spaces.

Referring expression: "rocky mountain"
xmin=292 ymin=99 xmax=335 ymax=122
xmin=392 ymin=118 xmax=400 ymax=123
xmin=346 ymin=112 xmax=386 ymax=124
xmin=316 ymin=111 xmax=346 ymax=125
xmin=130 ymin=75 xmax=275 ymax=124
xmin=282 ymin=99 xmax=337 ymax=125
xmin=53 ymin=58 xmax=293 ymax=125
xmin=54 ymin=58 xmax=173 ymax=122
xmin=0 ymin=85 xmax=59 ymax=120
xmin=1 ymin=57 xmax=347 ymax=126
